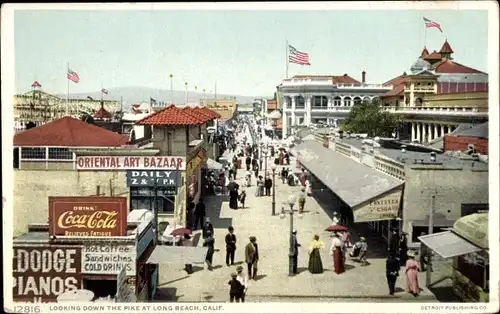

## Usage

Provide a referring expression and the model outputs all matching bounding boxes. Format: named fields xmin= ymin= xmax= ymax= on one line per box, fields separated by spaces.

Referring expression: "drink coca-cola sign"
xmin=48 ymin=197 xmax=127 ymax=237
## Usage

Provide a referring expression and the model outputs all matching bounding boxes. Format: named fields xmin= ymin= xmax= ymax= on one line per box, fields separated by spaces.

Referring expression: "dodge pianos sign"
xmin=76 ymin=156 xmax=186 ymax=171
xmin=48 ymin=196 xmax=127 ymax=237
xmin=13 ymin=245 xmax=82 ymax=303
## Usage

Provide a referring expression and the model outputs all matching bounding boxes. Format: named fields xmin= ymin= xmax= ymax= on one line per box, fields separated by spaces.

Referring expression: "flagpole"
xmin=285 ymin=39 xmax=289 ymax=79
xmin=424 ymin=27 xmax=427 ymax=48
xmin=101 ymin=83 xmax=103 ymax=102
xmin=66 ymin=62 xmax=69 ymax=116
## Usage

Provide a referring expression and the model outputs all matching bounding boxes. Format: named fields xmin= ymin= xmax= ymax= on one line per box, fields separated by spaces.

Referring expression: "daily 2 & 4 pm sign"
xmin=48 ymin=197 xmax=128 ymax=237
xmin=75 ymin=156 xmax=186 ymax=170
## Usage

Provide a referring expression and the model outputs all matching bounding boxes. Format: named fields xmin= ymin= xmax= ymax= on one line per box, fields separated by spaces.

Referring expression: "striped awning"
xmin=147 ymin=246 xmax=208 ymax=264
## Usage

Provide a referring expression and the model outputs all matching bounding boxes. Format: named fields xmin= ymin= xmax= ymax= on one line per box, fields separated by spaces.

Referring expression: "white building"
xmin=277 ymin=73 xmax=392 ymax=138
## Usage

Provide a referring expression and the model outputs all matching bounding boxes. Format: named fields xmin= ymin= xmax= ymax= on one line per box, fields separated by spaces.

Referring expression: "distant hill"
xmin=59 ymin=86 xmax=259 ymax=109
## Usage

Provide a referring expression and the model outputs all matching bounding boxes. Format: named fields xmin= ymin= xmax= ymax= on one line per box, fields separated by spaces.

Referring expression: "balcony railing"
xmin=335 ymin=83 xmax=393 ymax=90
xmin=283 ymin=106 xmax=352 ymax=112
xmin=281 ymin=78 xmax=393 ymax=90
xmin=382 ymin=106 xmax=488 ymax=116
xmin=404 ymin=86 xmax=435 ymax=92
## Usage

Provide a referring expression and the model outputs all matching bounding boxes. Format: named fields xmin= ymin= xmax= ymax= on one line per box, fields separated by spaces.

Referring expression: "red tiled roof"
xmin=420 ymin=47 xmax=429 ymax=58
xmin=93 ymin=107 xmax=111 ymax=119
xmin=136 ymin=105 xmax=213 ymax=126
xmin=14 ymin=116 xmax=129 ymax=147
xmin=424 ymin=51 xmax=442 ymax=60
xmin=381 ymin=74 xmax=406 ymax=97
xmin=199 ymin=106 xmax=221 ymax=119
xmin=439 ymin=40 xmax=454 ymax=54
xmin=432 ymin=59 xmax=485 ymax=74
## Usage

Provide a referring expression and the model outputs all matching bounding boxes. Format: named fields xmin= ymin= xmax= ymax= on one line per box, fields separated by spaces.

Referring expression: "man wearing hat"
xmin=245 ymin=237 xmax=259 ymax=279
xmin=228 ymin=273 xmax=243 ymax=303
xmin=236 ymin=266 xmax=249 ymax=302
xmin=291 ymin=230 xmax=301 ymax=275
xmin=202 ymin=217 xmax=214 ymax=239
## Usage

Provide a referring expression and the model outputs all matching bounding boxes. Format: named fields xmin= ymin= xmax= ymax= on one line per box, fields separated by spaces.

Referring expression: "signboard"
xmin=126 ymin=170 xmax=179 ymax=187
xmin=353 ymin=189 xmax=402 ymax=222
xmin=82 ymin=244 xmax=136 ymax=276
xmin=186 ymin=150 xmax=205 ymax=177
xmin=13 ymin=245 xmax=82 ymax=303
xmin=137 ymin=222 xmax=155 ymax=257
xmin=76 ymin=156 xmax=186 ymax=171
xmin=115 ymin=266 xmax=135 ymax=302
xmin=48 ymin=197 xmax=127 ymax=237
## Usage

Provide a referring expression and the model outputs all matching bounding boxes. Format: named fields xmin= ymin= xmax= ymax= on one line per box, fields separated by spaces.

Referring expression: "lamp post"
xmin=263 ymin=148 xmax=268 ymax=178
xmin=281 ymin=194 xmax=298 ymax=276
xmin=271 ymin=163 xmax=277 ymax=215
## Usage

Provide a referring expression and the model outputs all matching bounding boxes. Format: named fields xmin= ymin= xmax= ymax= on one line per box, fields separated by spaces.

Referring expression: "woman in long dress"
xmin=308 ymin=235 xmax=324 ymax=274
xmin=330 ymin=233 xmax=345 ymax=274
xmin=405 ymin=252 xmax=420 ymax=296
xmin=229 ymin=188 xmax=239 ymax=209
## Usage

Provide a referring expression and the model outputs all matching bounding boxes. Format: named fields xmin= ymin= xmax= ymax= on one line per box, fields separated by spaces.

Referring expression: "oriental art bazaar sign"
xmin=353 ymin=189 xmax=402 ymax=222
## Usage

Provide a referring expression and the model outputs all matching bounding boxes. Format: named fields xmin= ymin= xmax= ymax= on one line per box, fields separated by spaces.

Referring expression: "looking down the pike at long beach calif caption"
xmin=2 ymin=2 xmax=498 ymax=314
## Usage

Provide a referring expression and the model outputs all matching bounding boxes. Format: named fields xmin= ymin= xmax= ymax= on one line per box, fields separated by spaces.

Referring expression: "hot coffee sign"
xmin=48 ymin=197 xmax=127 ymax=237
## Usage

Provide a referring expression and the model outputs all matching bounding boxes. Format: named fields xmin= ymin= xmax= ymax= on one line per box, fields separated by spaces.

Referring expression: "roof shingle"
xmin=432 ymin=59 xmax=485 ymax=74
xmin=94 ymin=107 xmax=111 ymax=119
xmin=439 ymin=40 xmax=454 ymax=54
xmin=136 ymin=105 xmax=218 ymax=126
xmin=14 ymin=116 xmax=129 ymax=147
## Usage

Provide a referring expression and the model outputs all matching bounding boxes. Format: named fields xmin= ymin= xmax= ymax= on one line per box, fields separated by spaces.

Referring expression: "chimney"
xmin=362 ymin=71 xmax=366 ymax=83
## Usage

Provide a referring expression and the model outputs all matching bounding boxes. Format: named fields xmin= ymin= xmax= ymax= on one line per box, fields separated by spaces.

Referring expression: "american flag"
xmin=67 ymin=69 xmax=80 ymax=83
xmin=101 ymin=88 xmax=108 ymax=94
xmin=288 ymin=45 xmax=311 ymax=65
xmin=423 ymin=17 xmax=442 ymax=33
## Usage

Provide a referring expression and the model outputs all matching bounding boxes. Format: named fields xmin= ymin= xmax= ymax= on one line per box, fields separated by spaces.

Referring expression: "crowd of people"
xmin=182 ymin=116 xmax=423 ymax=302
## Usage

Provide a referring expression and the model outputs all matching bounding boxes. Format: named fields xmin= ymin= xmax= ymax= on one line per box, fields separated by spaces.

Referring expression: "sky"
xmin=12 ymin=5 xmax=490 ymax=98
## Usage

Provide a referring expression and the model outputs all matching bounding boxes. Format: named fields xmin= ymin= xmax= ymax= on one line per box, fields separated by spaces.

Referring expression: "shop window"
xmin=83 ymin=278 xmax=117 ymax=299
xmin=130 ymin=187 xmax=176 ymax=213
xmin=457 ymin=253 xmax=489 ymax=291
xmin=48 ymin=147 xmax=73 ymax=160
xmin=21 ymin=147 xmax=46 ymax=159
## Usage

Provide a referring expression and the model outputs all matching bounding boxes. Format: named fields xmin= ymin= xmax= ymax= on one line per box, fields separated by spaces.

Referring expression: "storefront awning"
xmin=205 ymin=158 xmax=224 ymax=170
xmin=147 ymin=246 xmax=208 ymax=264
xmin=418 ymin=231 xmax=482 ymax=259
xmin=293 ymin=140 xmax=403 ymax=222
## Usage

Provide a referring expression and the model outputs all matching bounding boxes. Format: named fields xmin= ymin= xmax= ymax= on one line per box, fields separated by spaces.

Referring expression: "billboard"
xmin=75 ymin=156 xmax=186 ymax=171
xmin=81 ymin=244 xmax=136 ymax=275
xmin=48 ymin=197 xmax=128 ymax=237
xmin=13 ymin=245 xmax=82 ymax=303
xmin=353 ymin=189 xmax=402 ymax=222
xmin=126 ymin=170 xmax=180 ymax=187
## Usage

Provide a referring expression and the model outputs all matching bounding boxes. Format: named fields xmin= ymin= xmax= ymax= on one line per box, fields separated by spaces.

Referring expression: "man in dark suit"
xmin=291 ymin=230 xmax=301 ymax=274
xmin=194 ymin=199 xmax=206 ymax=230
xmin=386 ymin=252 xmax=400 ymax=295
xmin=225 ymin=226 xmax=237 ymax=266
